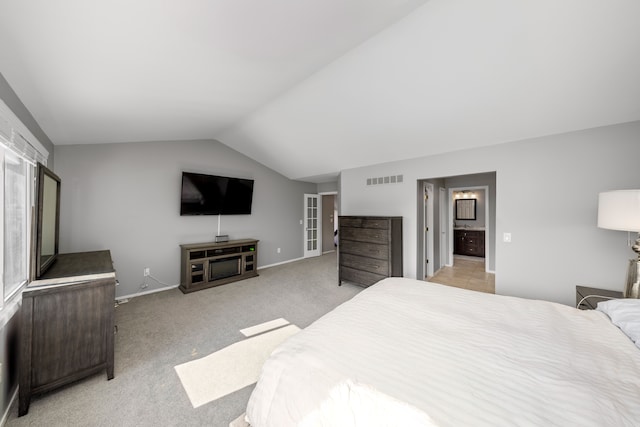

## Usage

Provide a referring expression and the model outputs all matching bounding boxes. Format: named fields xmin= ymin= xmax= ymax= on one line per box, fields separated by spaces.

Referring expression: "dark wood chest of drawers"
xmin=19 ymin=250 xmax=116 ymax=416
xmin=454 ymin=229 xmax=485 ymax=257
xmin=338 ymin=216 xmax=402 ymax=287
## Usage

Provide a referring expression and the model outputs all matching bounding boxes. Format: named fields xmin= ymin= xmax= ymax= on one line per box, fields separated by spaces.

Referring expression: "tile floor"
xmin=428 ymin=256 xmax=495 ymax=294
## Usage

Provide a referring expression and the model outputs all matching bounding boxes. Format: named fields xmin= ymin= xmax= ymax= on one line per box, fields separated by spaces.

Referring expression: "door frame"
xmin=439 ymin=187 xmax=447 ymax=271
xmin=423 ymin=183 xmax=434 ymax=278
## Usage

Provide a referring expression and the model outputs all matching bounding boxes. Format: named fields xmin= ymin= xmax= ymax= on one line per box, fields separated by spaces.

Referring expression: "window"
xmin=0 ymin=100 xmax=48 ymax=312
xmin=1 ymin=148 xmax=31 ymax=301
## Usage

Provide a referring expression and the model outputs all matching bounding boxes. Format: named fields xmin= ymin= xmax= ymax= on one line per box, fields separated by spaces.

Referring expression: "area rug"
xmin=175 ymin=320 xmax=300 ymax=408
xmin=229 ymin=413 xmax=249 ymax=427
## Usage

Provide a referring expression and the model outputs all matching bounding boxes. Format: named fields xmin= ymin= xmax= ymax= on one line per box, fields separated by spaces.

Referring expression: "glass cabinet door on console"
xmin=188 ymin=250 xmax=207 ymax=285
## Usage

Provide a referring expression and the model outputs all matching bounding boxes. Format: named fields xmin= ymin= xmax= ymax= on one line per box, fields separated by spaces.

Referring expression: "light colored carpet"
xmin=175 ymin=322 xmax=300 ymax=408
xmin=6 ymin=252 xmax=362 ymax=427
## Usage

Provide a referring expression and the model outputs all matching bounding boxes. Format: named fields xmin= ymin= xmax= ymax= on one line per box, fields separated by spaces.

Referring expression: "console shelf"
xmin=179 ymin=239 xmax=258 ymax=293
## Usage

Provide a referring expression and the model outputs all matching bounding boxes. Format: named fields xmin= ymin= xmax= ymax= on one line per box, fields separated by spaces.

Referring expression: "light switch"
xmin=503 ymin=233 xmax=512 ymax=243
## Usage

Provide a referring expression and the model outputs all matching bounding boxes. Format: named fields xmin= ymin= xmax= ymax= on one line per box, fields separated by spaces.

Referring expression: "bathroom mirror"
xmin=34 ymin=163 xmax=61 ymax=278
xmin=455 ymin=198 xmax=476 ymax=220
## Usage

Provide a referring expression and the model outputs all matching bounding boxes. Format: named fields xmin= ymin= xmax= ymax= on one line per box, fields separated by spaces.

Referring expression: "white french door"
xmin=303 ymin=194 xmax=321 ymax=258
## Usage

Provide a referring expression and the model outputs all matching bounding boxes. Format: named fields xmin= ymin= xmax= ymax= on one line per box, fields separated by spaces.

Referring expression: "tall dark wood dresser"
xmin=338 ymin=216 xmax=403 ymax=287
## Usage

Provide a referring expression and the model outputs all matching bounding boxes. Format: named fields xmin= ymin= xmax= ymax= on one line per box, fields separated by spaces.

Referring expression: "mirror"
xmin=455 ymin=198 xmax=476 ymax=220
xmin=34 ymin=163 xmax=61 ymax=278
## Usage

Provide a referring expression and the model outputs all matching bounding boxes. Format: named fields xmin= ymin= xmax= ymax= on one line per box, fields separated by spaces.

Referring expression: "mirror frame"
xmin=455 ymin=198 xmax=476 ymax=221
xmin=34 ymin=163 xmax=61 ymax=278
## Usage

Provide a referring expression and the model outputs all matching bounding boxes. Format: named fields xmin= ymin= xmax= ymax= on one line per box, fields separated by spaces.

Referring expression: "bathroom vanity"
xmin=453 ymin=228 xmax=485 ymax=257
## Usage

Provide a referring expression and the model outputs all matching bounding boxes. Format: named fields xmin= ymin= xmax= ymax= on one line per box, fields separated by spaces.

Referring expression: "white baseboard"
xmin=260 ymin=257 xmax=304 ymax=270
xmin=1 ymin=388 xmax=17 ymax=427
xmin=116 ymin=284 xmax=179 ymax=301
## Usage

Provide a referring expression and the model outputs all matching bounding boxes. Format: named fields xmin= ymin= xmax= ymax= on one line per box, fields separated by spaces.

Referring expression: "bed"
xmin=245 ymin=278 xmax=640 ymax=426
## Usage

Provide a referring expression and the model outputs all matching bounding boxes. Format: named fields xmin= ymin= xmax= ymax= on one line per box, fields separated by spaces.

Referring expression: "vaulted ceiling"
xmin=1 ymin=0 xmax=639 ymax=182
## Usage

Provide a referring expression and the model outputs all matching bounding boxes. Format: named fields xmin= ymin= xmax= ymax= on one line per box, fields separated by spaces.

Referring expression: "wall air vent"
xmin=366 ymin=174 xmax=403 ymax=186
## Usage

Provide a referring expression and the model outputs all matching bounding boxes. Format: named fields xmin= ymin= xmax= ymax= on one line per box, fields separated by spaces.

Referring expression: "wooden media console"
xmin=179 ymin=239 xmax=258 ymax=293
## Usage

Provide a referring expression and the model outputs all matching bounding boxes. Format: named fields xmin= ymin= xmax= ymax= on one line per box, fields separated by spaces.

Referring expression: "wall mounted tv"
xmin=180 ymin=172 xmax=254 ymax=215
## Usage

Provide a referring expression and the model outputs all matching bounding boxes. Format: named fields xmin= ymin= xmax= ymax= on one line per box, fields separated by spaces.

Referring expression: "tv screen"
xmin=180 ymin=172 xmax=254 ymax=215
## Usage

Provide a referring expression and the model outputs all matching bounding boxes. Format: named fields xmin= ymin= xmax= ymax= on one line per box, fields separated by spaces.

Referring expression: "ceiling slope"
xmin=219 ymin=0 xmax=640 ymax=181
xmin=2 ymin=1 xmax=640 ymax=182
xmin=0 ymin=0 xmax=427 ymax=146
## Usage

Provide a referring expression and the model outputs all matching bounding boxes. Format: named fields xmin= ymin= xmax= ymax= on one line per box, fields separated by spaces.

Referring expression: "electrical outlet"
xmin=277 ymin=247 xmax=281 ymax=254
xmin=144 ymin=267 xmax=150 ymax=277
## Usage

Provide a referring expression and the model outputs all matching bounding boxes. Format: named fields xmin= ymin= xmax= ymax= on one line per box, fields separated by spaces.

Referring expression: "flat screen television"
xmin=180 ymin=172 xmax=254 ymax=215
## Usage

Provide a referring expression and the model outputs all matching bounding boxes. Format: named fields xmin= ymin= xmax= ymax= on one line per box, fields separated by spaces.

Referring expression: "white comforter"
xmin=246 ymin=278 xmax=640 ymax=426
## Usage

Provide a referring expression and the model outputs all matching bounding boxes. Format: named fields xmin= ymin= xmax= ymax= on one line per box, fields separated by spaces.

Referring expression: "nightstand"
xmin=576 ymin=285 xmax=623 ymax=310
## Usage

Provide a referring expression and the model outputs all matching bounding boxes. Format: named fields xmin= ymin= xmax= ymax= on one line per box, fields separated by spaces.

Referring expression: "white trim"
xmin=116 ymin=284 xmax=180 ymax=301
xmin=260 ymin=257 xmax=305 ymax=270
xmin=0 ymin=293 xmax=21 ymax=329
xmin=0 ymin=387 xmax=18 ymax=427
xmin=423 ymin=183 xmax=434 ymax=278
xmin=0 ymin=98 xmax=48 ymax=161
xmin=439 ymin=187 xmax=447 ymax=270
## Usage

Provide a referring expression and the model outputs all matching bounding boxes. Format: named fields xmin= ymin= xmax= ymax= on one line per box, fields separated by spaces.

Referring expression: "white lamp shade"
xmin=598 ymin=190 xmax=640 ymax=232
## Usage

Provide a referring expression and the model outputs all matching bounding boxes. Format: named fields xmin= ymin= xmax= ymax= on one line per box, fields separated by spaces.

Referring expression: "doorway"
xmin=321 ymin=194 xmax=337 ymax=253
xmin=417 ymin=172 xmax=496 ymax=282
xmin=448 ymin=185 xmax=490 ymax=272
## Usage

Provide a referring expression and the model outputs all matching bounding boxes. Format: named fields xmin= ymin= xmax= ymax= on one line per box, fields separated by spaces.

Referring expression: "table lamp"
xmin=597 ymin=190 xmax=640 ymax=298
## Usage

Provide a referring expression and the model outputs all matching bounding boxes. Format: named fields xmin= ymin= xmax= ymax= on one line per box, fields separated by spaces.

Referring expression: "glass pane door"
xmin=303 ymin=194 xmax=321 ymax=258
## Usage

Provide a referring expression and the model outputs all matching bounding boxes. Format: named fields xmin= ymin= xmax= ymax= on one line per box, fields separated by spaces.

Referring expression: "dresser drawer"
xmin=341 ymin=227 xmax=389 ymax=244
xmin=341 ymin=253 xmax=389 ymax=276
xmin=340 ymin=266 xmax=386 ymax=287
xmin=453 ymin=229 xmax=485 ymax=257
xmin=339 ymin=240 xmax=389 ymax=260
xmin=339 ymin=217 xmax=390 ymax=229
xmin=339 ymin=217 xmax=363 ymax=228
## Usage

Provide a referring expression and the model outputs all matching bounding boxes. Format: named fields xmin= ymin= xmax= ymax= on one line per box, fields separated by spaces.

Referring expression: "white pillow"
xmin=596 ymin=298 xmax=640 ymax=348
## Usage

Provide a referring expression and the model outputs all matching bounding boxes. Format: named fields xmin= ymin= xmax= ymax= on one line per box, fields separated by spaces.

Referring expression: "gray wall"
xmin=340 ymin=121 xmax=640 ymax=306
xmin=54 ymin=139 xmax=316 ymax=298
xmin=317 ymin=181 xmax=338 ymax=193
